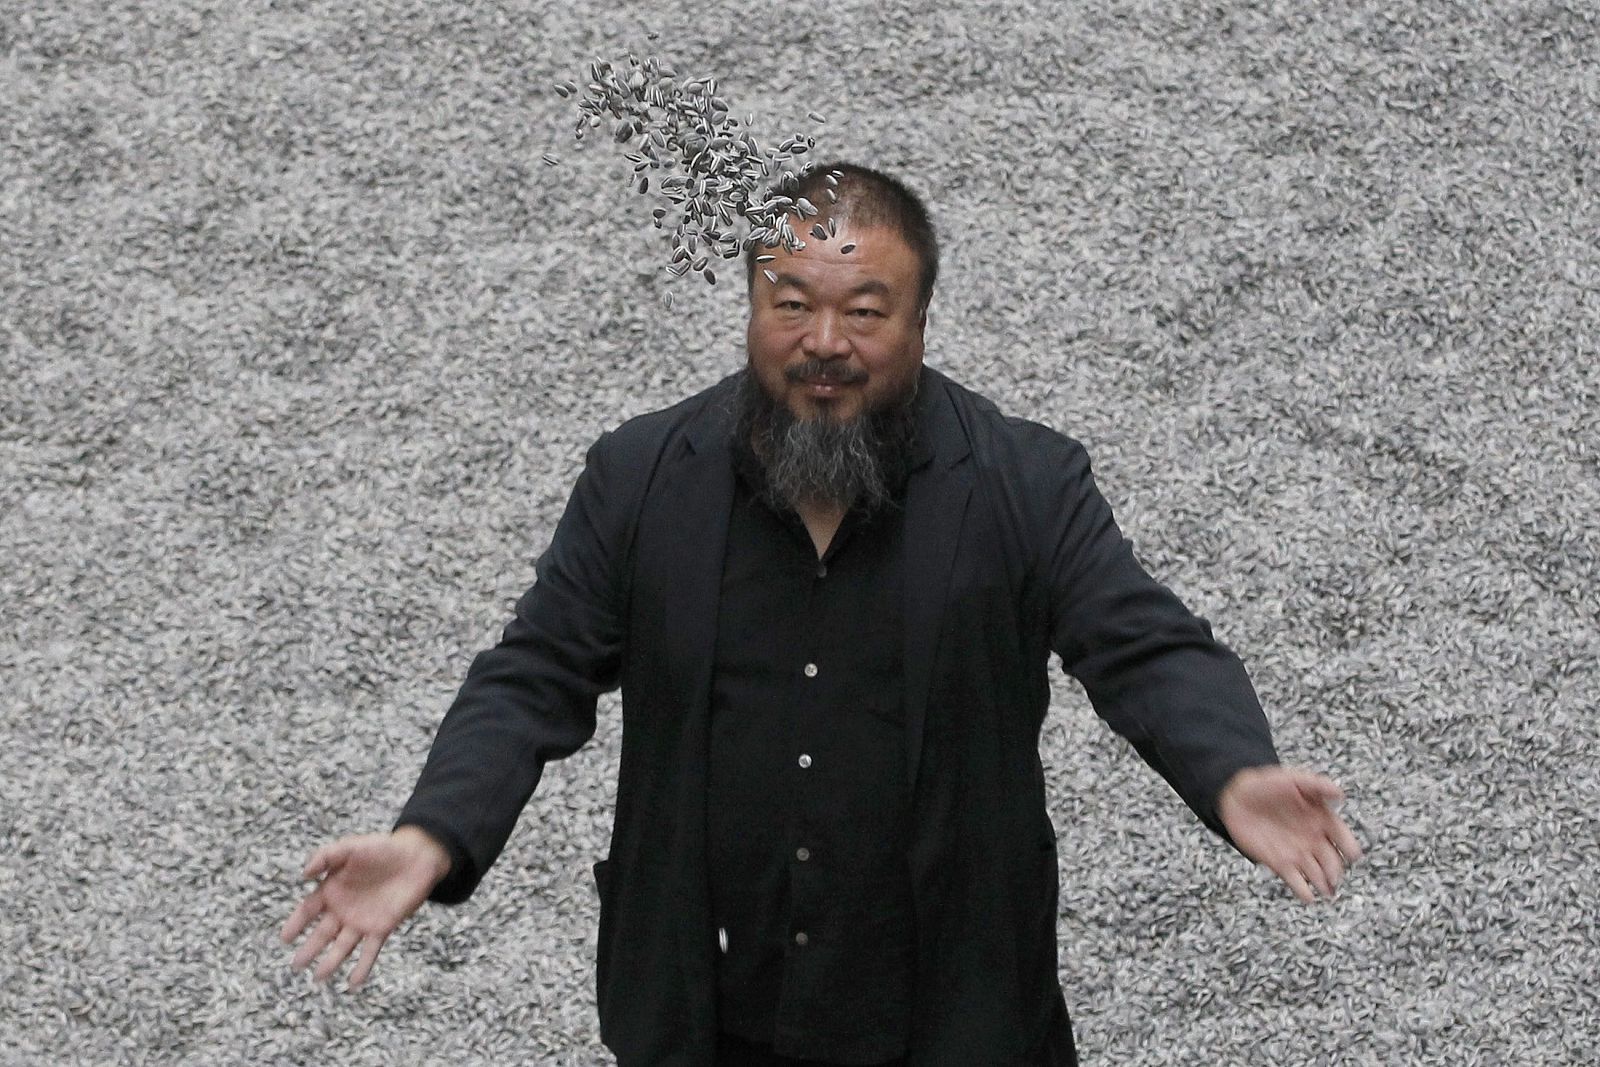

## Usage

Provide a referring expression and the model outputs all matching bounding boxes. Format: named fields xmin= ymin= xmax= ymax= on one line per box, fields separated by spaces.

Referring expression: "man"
xmin=282 ymin=162 xmax=1362 ymax=1066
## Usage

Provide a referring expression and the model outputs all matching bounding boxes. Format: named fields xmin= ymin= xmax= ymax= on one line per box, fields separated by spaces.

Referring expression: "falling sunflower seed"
xmin=542 ymin=153 xmax=560 ymax=166
xmin=807 ymin=111 xmax=826 ymax=123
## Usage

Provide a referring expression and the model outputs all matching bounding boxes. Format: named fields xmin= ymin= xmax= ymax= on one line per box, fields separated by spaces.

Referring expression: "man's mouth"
xmin=786 ymin=361 xmax=867 ymax=388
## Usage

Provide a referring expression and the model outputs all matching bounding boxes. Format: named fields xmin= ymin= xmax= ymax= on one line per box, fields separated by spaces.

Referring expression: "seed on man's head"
xmin=827 ymin=216 xmax=838 ymax=237
xmin=810 ymin=223 xmax=829 ymax=240
xmin=763 ymin=268 xmax=778 ymax=283
xmin=840 ymin=242 xmax=856 ymax=254
xmin=756 ymin=254 xmax=775 ymax=263
xmin=825 ymin=189 xmax=838 ymax=203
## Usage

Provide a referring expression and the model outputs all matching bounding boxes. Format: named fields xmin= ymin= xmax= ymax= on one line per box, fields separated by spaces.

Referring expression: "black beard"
xmin=733 ymin=362 xmax=920 ymax=515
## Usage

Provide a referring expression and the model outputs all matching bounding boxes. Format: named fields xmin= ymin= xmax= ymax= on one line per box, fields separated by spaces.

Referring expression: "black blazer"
xmin=396 ymin=366 xmax=1279 ymax=1066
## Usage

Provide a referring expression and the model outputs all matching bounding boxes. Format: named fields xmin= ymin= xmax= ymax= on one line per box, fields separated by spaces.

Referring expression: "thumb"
xmin=1295 ymin=771 xmax=1346 ymax=807
xmin=303 ymin=840 xmax=349 ymax=881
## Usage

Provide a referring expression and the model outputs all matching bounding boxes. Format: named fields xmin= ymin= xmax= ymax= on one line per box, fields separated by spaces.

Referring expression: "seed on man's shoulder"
xmin=840 ymin=242 xmax=856 ymax=254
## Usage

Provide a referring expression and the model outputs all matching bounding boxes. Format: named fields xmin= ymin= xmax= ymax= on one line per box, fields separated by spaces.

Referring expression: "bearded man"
xmin=282 ymin=162 xmax=1362 ymax=1067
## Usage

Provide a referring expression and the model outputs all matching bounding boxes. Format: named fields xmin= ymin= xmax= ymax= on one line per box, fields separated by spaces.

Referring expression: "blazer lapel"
xmin=901 ymin=369 xmax=973 ymax=796
xmin=653 ymin=412 xmax=736 ymax=718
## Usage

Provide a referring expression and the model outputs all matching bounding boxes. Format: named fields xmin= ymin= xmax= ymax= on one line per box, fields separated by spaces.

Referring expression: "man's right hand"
xmin=280 ymin=825 xmax=452 ymax=990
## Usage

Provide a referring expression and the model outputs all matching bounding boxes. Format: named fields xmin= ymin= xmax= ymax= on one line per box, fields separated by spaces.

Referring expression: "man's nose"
xmin=801 ymin=311 xmax=852 ymax=359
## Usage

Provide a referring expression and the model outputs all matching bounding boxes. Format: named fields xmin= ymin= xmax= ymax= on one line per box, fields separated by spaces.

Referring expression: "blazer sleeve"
xmin=1033 ymin=431 xmax=1279 ymax=843
xmin=393 ymin=430 xmax=633 ymax=903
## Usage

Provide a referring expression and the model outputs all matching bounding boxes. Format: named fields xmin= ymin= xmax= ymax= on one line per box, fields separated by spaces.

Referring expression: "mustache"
xmin=784 ymin=358 xmax=868 ymax=386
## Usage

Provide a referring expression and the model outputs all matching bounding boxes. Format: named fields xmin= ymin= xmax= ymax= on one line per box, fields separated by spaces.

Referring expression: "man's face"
xmin=745 ymin=222 xmax=927 ymax=424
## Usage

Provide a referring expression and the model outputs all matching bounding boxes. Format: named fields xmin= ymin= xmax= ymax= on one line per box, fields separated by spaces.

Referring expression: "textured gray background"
xmin=3 ymin=1 xmax=1598 ymax=1064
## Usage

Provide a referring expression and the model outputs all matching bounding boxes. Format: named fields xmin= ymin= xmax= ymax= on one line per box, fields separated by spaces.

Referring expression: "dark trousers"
xmin=714 ymin=1031 xmax=908 ymax=1066
xmin=713 ymin=990 xmax=1076 ymax=1067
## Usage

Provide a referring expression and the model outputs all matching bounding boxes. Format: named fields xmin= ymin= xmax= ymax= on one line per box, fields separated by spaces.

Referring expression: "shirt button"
xmin=797 ymin=754 xmax=812 ymax=769
xmin=803 ymin=663 xmax=818 ymax=678
xmin=718 ymin=927 xmax=729 ymax=953
xmin=794 ymin=931 xmax=809 ymax=946
xmin=815 ymin=562 xmax=828 ymax=578
xmin=795 ymin=847 xmax=811 ymax=862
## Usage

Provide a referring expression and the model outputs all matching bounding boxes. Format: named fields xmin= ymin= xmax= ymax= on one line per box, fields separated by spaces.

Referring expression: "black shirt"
xmin=706 ymin=436 xmax=919 ymax=1065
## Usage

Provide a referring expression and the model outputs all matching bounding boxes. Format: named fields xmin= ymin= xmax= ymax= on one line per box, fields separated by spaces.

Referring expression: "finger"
xmin=291 ymin=914 xmax=342 ymax=973
xmin=1312 ymin=839 xmax=1346 ymax=896
xmin=347 ymin=930 xmax=391 ymax=990
xmin=314 ymin=924 xmax=363 ymax=984
xmin=280 ymin=888 xmax=325 ymax=944
xmin=1303 ymin=846 xmax=1340 ymax=900
xmin=1278 ymin=864 xmax=1316 ymax=904
xmin=1329 ymin=817 xmax=1364 ymax=865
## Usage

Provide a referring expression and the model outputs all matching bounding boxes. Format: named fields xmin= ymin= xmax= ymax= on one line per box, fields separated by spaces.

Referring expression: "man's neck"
xmin=794 ymin=497 xmax=848 ymax=559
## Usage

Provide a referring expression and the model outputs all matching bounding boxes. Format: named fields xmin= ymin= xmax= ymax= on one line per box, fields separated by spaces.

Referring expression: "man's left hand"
xmin=1217 ymin=766 xmax=1363 ymax=903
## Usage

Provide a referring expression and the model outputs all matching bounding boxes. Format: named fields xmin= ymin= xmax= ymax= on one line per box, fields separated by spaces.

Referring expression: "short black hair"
xmin=743 ymin=161 xmax=940 ymax=315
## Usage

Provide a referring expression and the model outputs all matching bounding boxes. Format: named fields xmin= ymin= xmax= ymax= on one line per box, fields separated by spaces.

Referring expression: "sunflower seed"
xmin=763 ymin=269 xmax=778 ymax=283
xmin=827 ymin=216 xmax=838 ymax=237
xmin=704 ymin=268 xmax=716 ymax=284
xmin=840 ymin=242 xmax=856 ymax=254
xmin=554 ymin=83 xmax=571 ymax=98
xmin=692 ymin=256 xmax=708 ymax=272
xmin=825 ymin=189 xmax=838 ymax=203
xmin=756 ymin=254 xmax=776 ymax=263
xmin=811 ymin=223 xmax=829 ymax=240
xmin=807 ymin=111 xmax=826 ymax=123
xmin=542 ymin=153 xmax=560 ymax=165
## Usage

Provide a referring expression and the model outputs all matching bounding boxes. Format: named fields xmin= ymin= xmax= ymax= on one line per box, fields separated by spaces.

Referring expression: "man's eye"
xmin=851 ymin=308 xmax=883 ymax=317
xmin=777 ymin=300 xmax=805 ymax=311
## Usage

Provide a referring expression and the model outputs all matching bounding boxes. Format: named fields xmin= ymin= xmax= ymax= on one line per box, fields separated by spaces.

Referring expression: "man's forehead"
xmin=763 ymin=224 xmax=917 ymax=289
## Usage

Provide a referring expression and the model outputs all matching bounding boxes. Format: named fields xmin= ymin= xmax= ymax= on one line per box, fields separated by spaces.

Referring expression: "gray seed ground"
xmin=3 ymin=2 xmax=1599 ymax=1065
